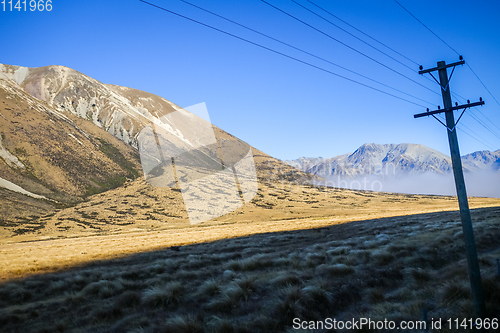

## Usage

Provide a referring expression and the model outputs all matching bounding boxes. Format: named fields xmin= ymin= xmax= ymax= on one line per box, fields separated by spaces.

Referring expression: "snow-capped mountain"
xmin=461 ymin=149 xmax=500 ymax=170
xmin=285 ymin=144 xmax=500 ymax=197
xmin=286 ymin=143 xmax=474 ymax=179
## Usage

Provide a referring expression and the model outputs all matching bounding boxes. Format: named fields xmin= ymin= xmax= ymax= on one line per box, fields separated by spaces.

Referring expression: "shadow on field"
xmin=1 ymin=207 xmax=499 ymax=333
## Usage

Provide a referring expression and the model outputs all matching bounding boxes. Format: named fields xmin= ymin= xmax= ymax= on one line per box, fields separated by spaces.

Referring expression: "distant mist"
xmin=313 ymin=171 xmax=500 ymax=198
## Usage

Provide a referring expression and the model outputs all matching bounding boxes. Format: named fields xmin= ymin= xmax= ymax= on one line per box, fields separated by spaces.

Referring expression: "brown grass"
xmin=1 ymin=174 xmax=499 ymax=280
xmin=0 ymin=206 xmax=499 ymax=332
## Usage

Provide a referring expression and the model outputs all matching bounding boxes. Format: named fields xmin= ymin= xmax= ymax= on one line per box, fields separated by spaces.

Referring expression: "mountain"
xmin=286 ymin=143 xmax=500 ymax=178
xmin=287 ymin=143 xmax=453 ymax=178
xmin=0 ymin=64 xmax=150 ymax=201
xmin=0 ymin=63 xmax=181 ymax=148
xmin=285 ymin=143 xmax=500 ymax=197
xmin=461 ymin=149 xmax=500 ymax=171
xmin=0 ymin=63 xmax=315 ymax=236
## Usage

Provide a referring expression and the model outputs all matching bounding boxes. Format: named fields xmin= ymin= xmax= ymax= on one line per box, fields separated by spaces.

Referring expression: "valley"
xmin=0 ymin=63 xmax=499 ymax=332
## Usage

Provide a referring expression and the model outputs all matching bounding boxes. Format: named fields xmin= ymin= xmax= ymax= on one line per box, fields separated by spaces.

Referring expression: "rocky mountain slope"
xmin=0 ymin=64 xmax=192 ymax=148
xmin=0 ymin=63 xmax=314 ymax=238
xmin=0 ymin=69 xmax=141 ymax=207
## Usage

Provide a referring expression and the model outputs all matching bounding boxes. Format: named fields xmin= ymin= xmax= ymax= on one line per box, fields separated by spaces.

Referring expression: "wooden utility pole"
xmin=415 ymin=59 xmax=486 ymax=318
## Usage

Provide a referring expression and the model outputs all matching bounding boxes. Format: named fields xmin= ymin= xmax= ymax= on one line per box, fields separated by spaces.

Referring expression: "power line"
xmin=303 ymin=0 xmax=444 ymax=93
xmin=459 ymin=121 xmax=497 ymax=150
xmin=138 ymin=0 xmax=428 ymax=107
xmin=291 ymin=0 xmax=417 ymax=72
xmin=393 ymin=0 xmax=460 ymax=56
xmin=459 ymin=115 xmax=500 ymax=149
xmin=261 ymin=0 xmax=441 ymax=97
xmin=145 ymin=0 xmax=499 ymax=148
xmin=306 ymin=0 xmax=420 ymax=66
xmin=458 ymin=127 xmax=497 ymax=151
xmin=436 ymin=113 xmax=497 ymax=150
xmin=394 ymin=0 xmax=500 ymax=128
xmin=177 ymin=0 xmax=433 ymax=105
xmin=467 ymin=112 xmax=500 ymax=141
xmin=466 ymin=63 xmax=500 ymax=107
xmin=452 ymin=93 xmax=500 ymax=142
xmin=473 ymin=107 xmax=500 ymax=133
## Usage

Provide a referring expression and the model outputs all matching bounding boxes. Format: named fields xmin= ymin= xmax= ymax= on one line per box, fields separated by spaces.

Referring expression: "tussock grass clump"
xmin=141 ymin=282 xmax=184 ymax=308
xmin=206 ymin=316 xmax=238 ymax=333
xmin=348 ymin=249 xmax=370 ymax=264
xmin=225 ymin=254 xmax=274 ymax=272
xmin=172 ymin=268 xmax=203 ymax=281
xmin=287 ymin=253 xmax=302 ymax=269
xmin=304 ymin=252 xmax=326 ymax=267
xmin=163 ymin=314 xmax=203 ymax=333
xmin=439 ymin=280 xmax=471 ymax=303
xmin=204 ymin=284 xmax=247 ymax=313
xmin=196 ymin=279 xmax=221 ymax=298
xmin=301 ymin=284 xmax=332 ymax=307
xmin=222 ymin=269 xmax=236 ymax=280
xmin=121 ymin=268 xmax=150 ymax=281
xmin=223 ymin=283 xmax=247 ymax=302
xmin=0 ymin=282 xmax=33 ymax=304
xmin=269 ymin=284 xmax=305 ymax=322
xmin=370 ymin=249 xmax=395 ymax=266
xmin=234 ymin=275 xmax=258 ymax=295
xmin=81 ymin=279 xmax=124 ymax=298
xmin=205 ymin=276 xmax=260 ymax=312
xmin=270 ymin=272 xmax=302 ymax=287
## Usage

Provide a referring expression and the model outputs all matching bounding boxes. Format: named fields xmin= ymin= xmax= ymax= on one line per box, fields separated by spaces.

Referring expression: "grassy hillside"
xmin=0 ymin=79 xmax=142 ymax=228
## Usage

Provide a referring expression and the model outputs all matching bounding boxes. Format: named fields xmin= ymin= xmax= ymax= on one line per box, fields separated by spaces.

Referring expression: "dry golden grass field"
xmin=0 ymin=203 xmax=499 ymax=332
xmin=2 ymin=171 xmax=500 ymax=281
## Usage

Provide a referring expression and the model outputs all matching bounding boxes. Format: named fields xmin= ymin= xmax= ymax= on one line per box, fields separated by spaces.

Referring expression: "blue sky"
xmin=1 ymin=0 xmax=500 ymax=160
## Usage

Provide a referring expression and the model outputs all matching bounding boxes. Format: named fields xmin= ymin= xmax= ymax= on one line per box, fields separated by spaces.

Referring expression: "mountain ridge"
xmin=285 ymin=143 xmax=500 ymax=197
xmin=285 ymin=143 xmax=500 ymax=178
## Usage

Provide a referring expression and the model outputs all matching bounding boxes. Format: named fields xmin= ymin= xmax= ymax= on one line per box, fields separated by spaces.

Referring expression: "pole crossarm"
xmin=418 ymin=60 xmax=465 ymax=74
xmin=414 ymin=100 xmax=484 ymax=118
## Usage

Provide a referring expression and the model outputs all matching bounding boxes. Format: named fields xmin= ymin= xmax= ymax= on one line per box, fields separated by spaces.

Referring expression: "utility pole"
xmin=415 ymin=58 xmax=486 ymax=319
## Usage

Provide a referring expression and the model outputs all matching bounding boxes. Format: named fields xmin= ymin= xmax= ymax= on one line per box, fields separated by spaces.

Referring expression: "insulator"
xmin=438 ymin=105 xmax=441 ymax=109
xmin=467 ymin=100 xmax=470 ymax=104
xmin=455 ymin=102 xmax=458 ymax=106
xmin=480 ymin=97 xmax=483 ymax=102
xmin=419 ymin=65 xmax=423 ymax=71
xmin=459 ymin=55 xmax=463 ymax=61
